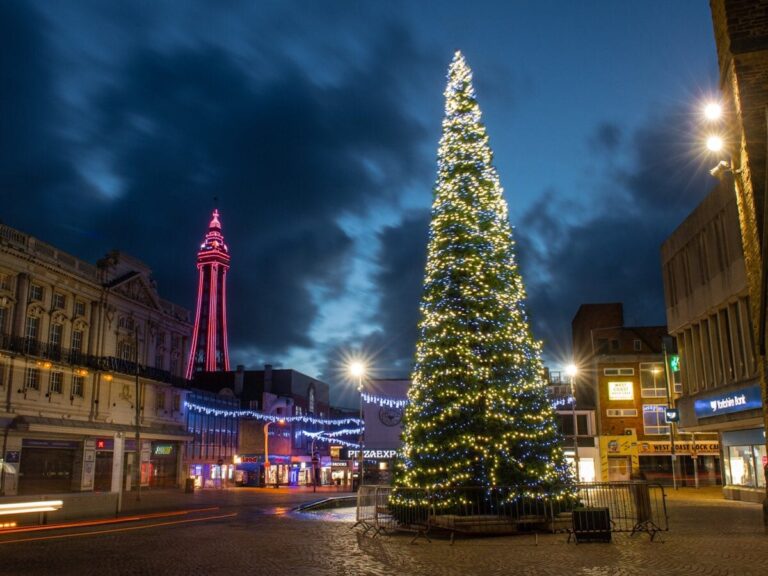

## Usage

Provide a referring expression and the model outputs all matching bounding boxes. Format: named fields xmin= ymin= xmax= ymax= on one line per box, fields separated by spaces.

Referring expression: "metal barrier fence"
xmin=355 ymin=481 xmax=667 ymax=543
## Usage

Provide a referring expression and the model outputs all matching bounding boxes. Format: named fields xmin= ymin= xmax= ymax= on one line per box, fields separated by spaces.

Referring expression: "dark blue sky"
xmin=1 ymin=1 xmax=719 ymax=404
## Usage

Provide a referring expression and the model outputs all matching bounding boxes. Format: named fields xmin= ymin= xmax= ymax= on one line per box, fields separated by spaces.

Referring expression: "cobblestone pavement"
xmin=0 ymin=487 xmax=765 ymax=576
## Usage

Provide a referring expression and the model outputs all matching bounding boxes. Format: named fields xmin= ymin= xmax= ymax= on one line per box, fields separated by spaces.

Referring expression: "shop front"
xmin=598 ymin=433 xmax=639 ymax=481
xmin=721 ymin=428 xmax=766 ymax=502
xmin=234 ymin=454 xmax=290 ymax=486
xmin=18 ymin=439 xmax=80 ymax=495
xmin=637 ymin=439 xmax=721 ymax=486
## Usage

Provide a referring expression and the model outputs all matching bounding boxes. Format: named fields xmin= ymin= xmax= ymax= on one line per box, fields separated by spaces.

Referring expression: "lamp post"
xmin=263 ymin=419 xmax=285 ymax=487
xmin=134 ymin=326 xmax=141 ymax=502
xmin=349 ymin=360 xmax=366 ymax=490
xmin=565 ymin=364 xmax=580 ymax=482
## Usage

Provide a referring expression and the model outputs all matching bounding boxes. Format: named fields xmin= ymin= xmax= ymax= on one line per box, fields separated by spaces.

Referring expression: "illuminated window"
xmin=71 ymin=375 xmax=84 ymax=397
xmin=25 ymin=367 xmax=40 ymax=391
xmin=50 ymin=372 xmax=63 ymax=394
xmin=295 ymin=406 xmax=303 ymax=417
xmin=29 ymin=284 xmax=43 ymax=302
xmin=642 ymin=405 xmax=670 ymax=435
xmin=608 ymin=381 xmax=634 ymax=401
xmin=52 ymin=293 xmax=66 ymax=310
xmin=640 ymin=363 xmax=667 ymax=398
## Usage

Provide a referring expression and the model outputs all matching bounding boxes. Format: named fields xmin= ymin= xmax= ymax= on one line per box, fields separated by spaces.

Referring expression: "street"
xmin=0 ymin=487 xmax=765 ymax=575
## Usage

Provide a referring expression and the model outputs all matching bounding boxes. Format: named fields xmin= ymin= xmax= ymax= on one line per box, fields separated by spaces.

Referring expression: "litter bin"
xmin=352 ymin=478 xmax=359 ymax=492
xmin=185 ymin=478 xmax=195 ymax=493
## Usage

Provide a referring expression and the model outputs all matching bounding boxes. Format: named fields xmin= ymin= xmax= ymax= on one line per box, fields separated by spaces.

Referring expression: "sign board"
xmin=665 ymin=408 xmax=679 ymax=423
xmin=693 ymin=385 xmax=762 ymax=418
xmin=608 ymin=381 xmax=633 ymax=401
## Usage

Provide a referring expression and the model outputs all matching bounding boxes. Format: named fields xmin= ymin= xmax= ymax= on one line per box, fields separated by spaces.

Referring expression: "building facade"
xmin=662 ymin=179 xmax=764 ymax=501
xmin=0 ymin=223 xmax=192 ymax=497
xmin=709 ymin=0 xmax=768 ymax=511
xmin=191 ymin=365 xmax=335 ymax=487
xmin=572 ymin=303 xmax=720 ymax=486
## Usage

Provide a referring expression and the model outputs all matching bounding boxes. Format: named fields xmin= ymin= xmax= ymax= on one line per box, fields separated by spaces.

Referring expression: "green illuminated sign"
xmin=669 ymin=355 xmax=680 ymax=373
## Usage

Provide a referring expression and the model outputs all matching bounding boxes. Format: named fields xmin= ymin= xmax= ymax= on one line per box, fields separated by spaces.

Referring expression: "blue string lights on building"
xmin=184 ymin=400 xmax=362 ymax=426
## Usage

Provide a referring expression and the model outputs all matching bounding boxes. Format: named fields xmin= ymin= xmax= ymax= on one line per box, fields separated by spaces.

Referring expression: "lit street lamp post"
xmin=349 ymin=361 xmax=366 ymax=490
xmin=263 ymin=419 xmax=285 ymax=487
xmin=565 ymin=364 xmax=580 ymax=482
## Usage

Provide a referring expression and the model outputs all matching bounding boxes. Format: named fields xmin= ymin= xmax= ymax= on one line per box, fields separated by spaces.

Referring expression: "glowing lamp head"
xmin=349 ymin=361 xmax=366 ymax=379
xmin=706 ymin=135 xmax=724 ymax=152
xmin=704 ymin=102 xmax=722 ymax=121
xmin=277 ymin=419 xmax=286 ymax=426
xmin=565 ymin=364 xmax=578 ymax=378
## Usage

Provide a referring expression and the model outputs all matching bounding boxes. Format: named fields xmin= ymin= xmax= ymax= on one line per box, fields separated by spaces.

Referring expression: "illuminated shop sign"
xmin=153 ymin=444 xmax=174 ymax=456
xmin=608 ymin=381 xmax=633 ymax=401
xmin=694 ymin=385 xmax=762 ymax=419
xmin=346 ymin=449 xmax=398 ymax=460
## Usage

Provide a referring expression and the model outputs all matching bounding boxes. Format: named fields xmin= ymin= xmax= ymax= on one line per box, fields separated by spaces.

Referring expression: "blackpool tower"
xmin=186 ymin=209 xmax=231 ymax=379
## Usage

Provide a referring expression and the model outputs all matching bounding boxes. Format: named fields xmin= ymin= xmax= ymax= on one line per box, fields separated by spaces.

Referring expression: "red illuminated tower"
xmin=186 ymin=209 xmax=231 ymax=379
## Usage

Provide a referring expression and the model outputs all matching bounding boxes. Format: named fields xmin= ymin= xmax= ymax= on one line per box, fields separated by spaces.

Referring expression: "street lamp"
xmin=565 ymin=363 xmax=580 ymax=482
xmin=264 ymin=419 xmax=285 ymax=487
xmin=349 ymin=360 xmax=366 ymax=489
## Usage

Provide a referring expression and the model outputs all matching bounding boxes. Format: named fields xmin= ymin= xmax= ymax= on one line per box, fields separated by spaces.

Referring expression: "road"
xmin=0 ymin=486 xmax=765 ymax=576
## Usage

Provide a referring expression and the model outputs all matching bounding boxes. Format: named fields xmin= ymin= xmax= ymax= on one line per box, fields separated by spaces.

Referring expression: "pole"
xmin=134 ymin=326 xmax=141 ymax=501
xmin=312 ymin=437 xmax=317 ymax=493
xmin=661 ymin=345 xmax=677 ymax=490
xmin=358 ymin=375 xmax=364 ymax=489
xmin=570 ymin=374 xmax=580 ymax=482
xmin=264 ymin=422 xmax=271 ymax=487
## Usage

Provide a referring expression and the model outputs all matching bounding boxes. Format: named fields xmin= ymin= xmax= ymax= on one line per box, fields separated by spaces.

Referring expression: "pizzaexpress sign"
xmin=693 ymin=385 xmax=762 ymax=419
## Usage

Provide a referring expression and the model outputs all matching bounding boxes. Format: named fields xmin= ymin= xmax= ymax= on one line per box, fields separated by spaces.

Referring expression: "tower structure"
xmin=186 ymin=209 xmax=231 ymax=379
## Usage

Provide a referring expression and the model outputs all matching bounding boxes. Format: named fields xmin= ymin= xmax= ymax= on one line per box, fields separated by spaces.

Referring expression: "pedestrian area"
xmin=0 ymin=487 xmax=764 ymax=576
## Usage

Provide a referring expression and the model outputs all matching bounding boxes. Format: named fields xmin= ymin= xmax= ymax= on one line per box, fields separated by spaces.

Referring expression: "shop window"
xmin=25 ymin=367 xmax=40 ymax=391
xmin=727 ymin=445 xmax=757 ymax=487
xmin=52 ymin=293 xmax=66 ymax=310
xmin=640 ymin=362 xmax=666 ymax=398
xmin=50 ymin=371 xmax=63 ymax=394
xmin=71 ymin=375 xmax=84 ymax=397
xmin=29 ymin=284 xmax=43 ymax=302
xmin=642 ymin=405 xmax=670 ymax=435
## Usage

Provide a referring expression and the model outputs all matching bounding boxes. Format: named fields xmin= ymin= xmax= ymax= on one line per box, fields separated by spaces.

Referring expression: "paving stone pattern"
xmin=0 ymin=487 xmax=765 ymax=576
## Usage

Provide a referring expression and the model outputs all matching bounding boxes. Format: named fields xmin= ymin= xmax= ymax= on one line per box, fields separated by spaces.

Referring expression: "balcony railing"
xmin=0 ymin=333 xmax=189 ymax=387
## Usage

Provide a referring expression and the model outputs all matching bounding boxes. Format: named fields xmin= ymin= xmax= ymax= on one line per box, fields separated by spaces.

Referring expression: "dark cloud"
xmin=0 ymin=1 xmax=87 ymax=230
xmin=519 ymin=107 xmax=713 ymax=360
xmin=590 ymin=122 xmax=622 ymax=152
xmin=3 ymin=18 xmax=431 ymax=361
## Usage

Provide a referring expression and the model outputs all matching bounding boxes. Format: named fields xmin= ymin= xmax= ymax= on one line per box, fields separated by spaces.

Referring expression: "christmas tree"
xmin=394 ymin=52 xmax=572 ymax=498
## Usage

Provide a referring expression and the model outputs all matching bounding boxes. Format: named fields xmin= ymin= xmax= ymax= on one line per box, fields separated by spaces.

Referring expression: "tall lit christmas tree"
xmin=394 ymin=52 xmax=571 ymax=497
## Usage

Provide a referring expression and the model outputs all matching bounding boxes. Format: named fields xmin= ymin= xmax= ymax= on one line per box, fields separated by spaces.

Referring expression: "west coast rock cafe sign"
xmin=637 ymin=441 xmax=719 ymax=456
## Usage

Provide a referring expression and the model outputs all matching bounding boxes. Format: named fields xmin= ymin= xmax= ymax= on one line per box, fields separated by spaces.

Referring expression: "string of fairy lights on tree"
xmin=392 ymin=52 xmax=573 ymax=504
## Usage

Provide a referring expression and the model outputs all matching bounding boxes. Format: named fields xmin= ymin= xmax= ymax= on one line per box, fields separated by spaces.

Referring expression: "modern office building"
xmin=662 ymin=179 xmax=764 ymax=501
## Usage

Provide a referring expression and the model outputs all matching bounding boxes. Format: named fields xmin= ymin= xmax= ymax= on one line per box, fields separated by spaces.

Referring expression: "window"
xmin=633 ymin=339 xmax=642 ymax=351
xmin=50 ymin=372 xmax=63 ymax=394
xmin=74 ymin=301 xmax=86 ymax=317
xmin=29 ymin=284 xmax=43 ymax=302
xmin=0 ymin=361 xmax=6 ymax=388
xmin=0 ymin=307 xmax=6 ymax=333
xmin=725 ymin=445 xmax=766 ymax=488
xmin=156 ymin=390 xmax=166 ymax=410
xmin=604 ymin=368 xmax=634 ymax=376
xmin=610 ymin=339 xmax=620 ymax=351
xmin=49 ymin=323 xmax=63 ymax=347
xmin=295 ymin=406 xmax=303 ymax=417
xmin=52 ymin=293 xmax=66 ymax=310
xmin=71 ymin=375 xmax=84 ymax=397
xmin=642 ymin=405 xmax=670 ymax=435
xmin=559 ymin=413 xmax=589 ymax=436
xmin=608 ymin=381 xmax=634 ymax=400
xmin=640 ymin=363 xmax=667 ymax=397
xmin=172 ymin=394 xmax=181 ymax=412
xmin=0 ymin=274 xmax=10 ymax=291
xmin=606 ymin=408 xmax=638 ymax=418
xmin=25 ymin=367 xmax=40 ymax=391
xmin=25 ymin=316 xmax=39 ymax=340
xmin=118 ymin=340 xmax=135 ymax=361
xmin=118 ymin=316 xmax=135 ymax=330
xmin=71 ymin=330 xmax=83 ymax=353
